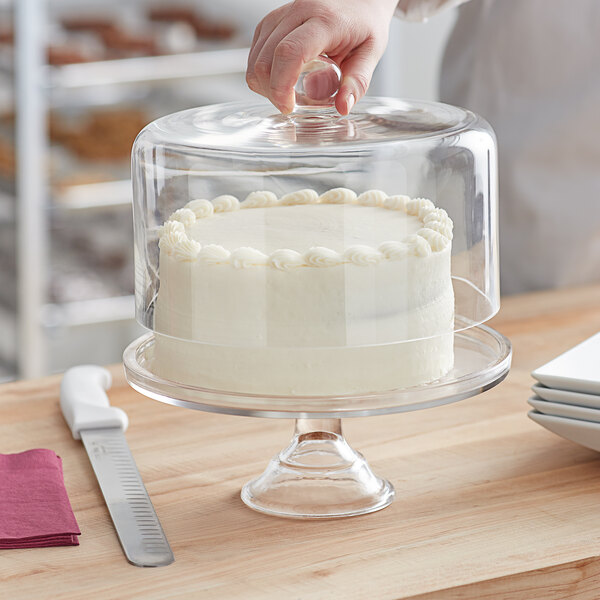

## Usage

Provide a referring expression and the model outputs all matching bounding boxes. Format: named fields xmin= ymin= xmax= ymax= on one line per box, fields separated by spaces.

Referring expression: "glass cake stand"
xmin=123 ymin=321 xmax=511 ymax=519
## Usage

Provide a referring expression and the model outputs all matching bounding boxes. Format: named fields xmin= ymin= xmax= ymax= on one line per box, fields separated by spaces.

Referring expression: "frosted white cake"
xmin=153 ymin=188 xmax=454 ymax=396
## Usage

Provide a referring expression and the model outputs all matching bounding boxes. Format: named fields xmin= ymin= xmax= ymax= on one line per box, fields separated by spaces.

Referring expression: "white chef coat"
xmin=398 ymin=0 xmax=600 ymax=294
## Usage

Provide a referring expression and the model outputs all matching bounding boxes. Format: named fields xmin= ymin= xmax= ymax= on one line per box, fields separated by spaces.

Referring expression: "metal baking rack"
xmin=0 ymin=0 xmax=250 ymax=379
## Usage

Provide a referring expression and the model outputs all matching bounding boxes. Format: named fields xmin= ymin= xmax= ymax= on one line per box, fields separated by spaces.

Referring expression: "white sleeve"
xmin=395 ymin=0 xmax=471 ymax=22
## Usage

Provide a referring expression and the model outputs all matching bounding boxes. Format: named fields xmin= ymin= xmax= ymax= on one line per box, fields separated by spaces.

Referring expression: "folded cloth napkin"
xmin=0 ymin=449 xmax=81 ymax=548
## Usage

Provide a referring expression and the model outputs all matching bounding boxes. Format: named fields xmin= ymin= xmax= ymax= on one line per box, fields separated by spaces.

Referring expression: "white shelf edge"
xmin=53 ymin=179 xmax=132 ymax=210
xmin=41 ymin=295 xmax=135 ymax=328
xmin=48 ymin=47 xmax=250 ymax=89
xmin=2 ymin=180 xmax=132 ymax=214
xmin=1 ymin=47 xmax=250 ymax=88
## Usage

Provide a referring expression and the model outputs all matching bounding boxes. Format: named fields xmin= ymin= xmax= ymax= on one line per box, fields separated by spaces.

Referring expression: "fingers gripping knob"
xmin=294 ymin=56 xmax=342 ymax=110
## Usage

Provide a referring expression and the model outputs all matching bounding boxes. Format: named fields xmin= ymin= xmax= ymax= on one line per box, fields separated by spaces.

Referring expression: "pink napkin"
xmin=0 ymin=449 xmax=81 ymax=548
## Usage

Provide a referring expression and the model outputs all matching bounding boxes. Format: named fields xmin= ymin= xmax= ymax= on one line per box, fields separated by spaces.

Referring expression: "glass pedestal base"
xmin=241 ymin=419 xmax=394 ymax=519
xmin=124 ymin=324 xmax=511 ymax=519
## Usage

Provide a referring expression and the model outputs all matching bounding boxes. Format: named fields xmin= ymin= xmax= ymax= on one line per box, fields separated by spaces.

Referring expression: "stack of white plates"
xmin=529 ymin=333 xmax=600 ymax=451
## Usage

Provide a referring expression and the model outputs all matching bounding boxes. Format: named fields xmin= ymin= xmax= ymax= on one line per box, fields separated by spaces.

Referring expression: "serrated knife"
xmin=60 ymin=365 xmax=174 ymax=567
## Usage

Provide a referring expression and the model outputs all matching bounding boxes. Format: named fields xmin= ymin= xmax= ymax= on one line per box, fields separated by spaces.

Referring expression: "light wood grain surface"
xmin=2 ymin=285 xmax=600 ymax=599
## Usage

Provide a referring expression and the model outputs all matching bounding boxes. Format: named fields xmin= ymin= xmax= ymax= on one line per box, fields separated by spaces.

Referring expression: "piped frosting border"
xmin=158 ymin=188 xmax=453 ymax=269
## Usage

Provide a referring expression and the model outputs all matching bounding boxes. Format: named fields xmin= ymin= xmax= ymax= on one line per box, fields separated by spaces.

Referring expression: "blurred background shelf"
xmin=53 ymin=179 xmax=132 ymax=210
xmin=41 ymin=295 xmax=135 ymax=328
xmin=1 ymin=0 xmax=261 ymax=380
xmin=0 ymin=48 xmax=250 ymax=87
xmin=49 ymin=48 xmax=249 ymax=87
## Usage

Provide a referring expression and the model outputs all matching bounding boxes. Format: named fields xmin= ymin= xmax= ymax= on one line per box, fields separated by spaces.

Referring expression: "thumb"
xmin=335 ymin=42 xmax=381 ymax=115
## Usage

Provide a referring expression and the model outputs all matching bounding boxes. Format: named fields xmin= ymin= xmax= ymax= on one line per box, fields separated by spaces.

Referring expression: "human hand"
xmin=246 ymin=0 xmax=398 ymax=115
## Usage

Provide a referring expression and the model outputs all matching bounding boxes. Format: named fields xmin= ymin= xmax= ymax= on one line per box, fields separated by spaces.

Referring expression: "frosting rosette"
xmin=158 ymin=188 xmax=453 ymax=268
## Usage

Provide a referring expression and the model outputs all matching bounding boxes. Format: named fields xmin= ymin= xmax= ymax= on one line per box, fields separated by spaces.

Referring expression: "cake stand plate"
xmin=124 ymin=324 xmax=511 ymax=519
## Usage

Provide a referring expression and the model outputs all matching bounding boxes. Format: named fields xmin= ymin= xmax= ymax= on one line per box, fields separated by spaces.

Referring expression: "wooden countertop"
xmin=2 ymin=285 xmax=600 ymax=599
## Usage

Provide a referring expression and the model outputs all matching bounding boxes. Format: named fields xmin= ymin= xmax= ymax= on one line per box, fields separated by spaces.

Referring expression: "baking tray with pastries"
xmin=49 ymin=104 xmax=153 ymax=201
xmin=48 ymin=209 xmax=135 ymax=304
xmin=0 ymin=1 xmax=243 ymax=66
xmin=0 ymin=153 xmax=136 ymax=307
xmin=0 ymin=102 xmax=151 ymax=195
xmin=0 ymin=209 xmax=135 ymax=307
xmin=49 ymin=106 xmax=150 ymax=163
xmin=0 ymin=192 xmax=133 ymax=312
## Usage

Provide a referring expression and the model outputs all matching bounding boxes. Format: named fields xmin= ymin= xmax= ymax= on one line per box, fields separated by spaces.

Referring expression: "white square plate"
xmin=531 ymin=383 xmax=600 ymax=409
xmin=528 ymin=410 xmax=600 ymax=452
xmin=531 ymin=332 xmax=600 ymax=394
xmin=528 ymin=396 xmax=600 ymax=423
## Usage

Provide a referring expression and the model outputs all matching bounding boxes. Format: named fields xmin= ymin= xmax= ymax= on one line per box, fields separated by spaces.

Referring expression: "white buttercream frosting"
xmin=379 ymin=241 xmax=409 ymax=260
xmin=343 ymin=245 xmax=384 ymax=265
xmin=357 ymin=189 xmax=387 ymax=207
xmin=268 ymin=249 xmax=305 ymax=270
xmin=197 ymin=244 xmax=231 ymax=264
xmin=304 ymin=246 xmax=343 ymax=267
xmin=169 ymin=207 xmax=196 ymax=227
xmin=423 ymin=207 xmax=449 ymax=223
xmin=242 ymin=190 xmax=277 ymax=208
xmin=158 ymin=221 xmax=186 ymax=254
xmin=280 ymin=189 xmax=319 ymax=205
xmin=425 ymin=219 xmax=454 ymax=240
xmin=154 ymin=187 xmax=455 ymax=396
xmin=384 ymin=195 xmax=410 ymax=211
xmin=319 ymin=188 xmax=357 ymax=204
xmin=161 ymin=220 xmax=185 ymax=236
xmin=158 ymin=188 xmax=454 ymax=269
xmin=186 ymin=199 xmax=214 ymax=219
xmin=406 ymin=197 xmax=435 ymax=217
xmin=417 ymin=228 xmax=451 ymax=251
xmin=172 ymin=237 xmax=201 ymax=261
xmin=213 ymin=195 xmax=240 ymax=212
xmin=407 ymin=234 xmax=432 ymax=257
xmin=231 ymin=247 xmax=269 ymax=268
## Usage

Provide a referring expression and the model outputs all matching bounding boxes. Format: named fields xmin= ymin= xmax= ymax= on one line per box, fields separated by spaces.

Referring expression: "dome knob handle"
xmin=294 ymin=56 xmax=341 ymax=111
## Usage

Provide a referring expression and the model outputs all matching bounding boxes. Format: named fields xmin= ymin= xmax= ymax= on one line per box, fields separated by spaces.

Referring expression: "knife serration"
xmin=81 ymin=427 xmax=174 ymax=567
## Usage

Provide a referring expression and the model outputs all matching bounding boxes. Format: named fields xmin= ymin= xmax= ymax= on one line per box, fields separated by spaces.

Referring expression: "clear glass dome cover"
xmin=131 ymin=62 xmax=499 ymax=399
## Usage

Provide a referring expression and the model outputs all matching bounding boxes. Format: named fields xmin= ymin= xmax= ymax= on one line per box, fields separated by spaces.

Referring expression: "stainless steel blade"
xmin=81 ymin=427 xmax=174 ymax=567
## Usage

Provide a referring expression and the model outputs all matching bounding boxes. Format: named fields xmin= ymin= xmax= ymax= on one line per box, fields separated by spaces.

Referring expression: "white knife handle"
xmin=60 ymin=365 xmax=129 ymax=440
